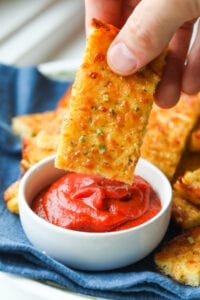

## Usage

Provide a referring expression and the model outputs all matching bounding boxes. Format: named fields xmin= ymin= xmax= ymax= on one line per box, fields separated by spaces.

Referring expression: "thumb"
xmin=107 ymin=0 xmax=199 ymax=75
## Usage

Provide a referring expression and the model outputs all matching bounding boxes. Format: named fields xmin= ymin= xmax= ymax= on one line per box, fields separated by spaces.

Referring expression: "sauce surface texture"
xmin=31 ymin=173 xmax=161 ymax=232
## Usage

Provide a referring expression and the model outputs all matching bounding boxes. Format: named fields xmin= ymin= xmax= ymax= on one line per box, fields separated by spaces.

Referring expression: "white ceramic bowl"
xmin=18 ymin=155 xmax=172 ymax=271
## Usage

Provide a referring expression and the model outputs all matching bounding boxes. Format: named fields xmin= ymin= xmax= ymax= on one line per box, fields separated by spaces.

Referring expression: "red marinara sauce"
xmin=31 ymin=173 xmax=161 ymax=232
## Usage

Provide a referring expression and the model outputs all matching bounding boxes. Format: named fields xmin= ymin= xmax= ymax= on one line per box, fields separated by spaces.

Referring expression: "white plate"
xmin=38 ymin=58 xmax=81 ymax=81
xmin=0 ymin=271 xmax=104 ymax=300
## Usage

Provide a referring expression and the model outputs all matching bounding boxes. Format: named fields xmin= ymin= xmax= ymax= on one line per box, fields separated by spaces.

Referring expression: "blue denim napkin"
xmin=0 ymin=63 xmax=200 ymax=300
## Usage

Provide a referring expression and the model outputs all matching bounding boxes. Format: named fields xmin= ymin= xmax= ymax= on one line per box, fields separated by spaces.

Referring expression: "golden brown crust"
xmin=55 ymin=19 xmax=165 ymax=183
xmin=20 ymin=109 xmax=65 ymax=172
xmin=12 ymin=111 xmax=57 ymax=138
xmin=188 ymin=129 xmax=200 ymax=152
xmin=21 ymin=137 xmax=57 ymax=172
xmin=4 ymin=180 xmax=20 ymax=214
xmin=174 ymin=169 xmax=200 ymax=205
xmin=154 ymin=226 xmax=200 ymax=286
xmin=3 ymin=84 xmax=70 ymax=213
xmin=141 ymin=93 xmax=200 ymax=180
xmin=172 ymin=190 xmax=200 ymax=230
xmin=187 ymin=113 xmax=200 ymax=152
xmin=56 ymin=85 xmax=71 ymax=110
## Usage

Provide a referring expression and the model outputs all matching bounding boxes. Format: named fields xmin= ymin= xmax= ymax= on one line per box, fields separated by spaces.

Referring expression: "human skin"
xmin=85 ymin=0 xmax=200 ymax=108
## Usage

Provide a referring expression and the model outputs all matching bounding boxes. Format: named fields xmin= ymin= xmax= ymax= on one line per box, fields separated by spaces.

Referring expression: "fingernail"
xmin=108 ymin=42 xmax=137 ymax=75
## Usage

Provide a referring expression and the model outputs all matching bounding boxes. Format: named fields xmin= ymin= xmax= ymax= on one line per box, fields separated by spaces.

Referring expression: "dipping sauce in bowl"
xmin=19 ymin=155 xmax=172 ymax=271
xmin=31 ymin=173 xmax=161 ymax=232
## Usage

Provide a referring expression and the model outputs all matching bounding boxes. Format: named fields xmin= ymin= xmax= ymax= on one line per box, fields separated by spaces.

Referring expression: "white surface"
xmin=18 ymin=155 xmax=172 ymax=271
xmin=0 ymin=271 xmax=101 ymax=300
xmin=38 ymin=58 xmax=81 ymax=81
xmin=0 ymin=0 xmax=56 ymax=42
xmin=0 ymin=0 xmax=85 ymax=65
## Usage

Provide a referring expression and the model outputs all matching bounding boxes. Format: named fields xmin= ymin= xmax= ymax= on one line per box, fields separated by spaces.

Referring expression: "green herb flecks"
xmin=187 ymin=236 xmax=195 ymax=244
xmin=99 ymin=142 xmax=106 ymax=154
xmin=79 ymin=136 xmax=86 ymax=143
xmin=96 ymin=128 xmax=103 ymax=135
xmin=102 ymin=94 xmax=109 ymax=102
xmin=109 ymin=108 xmax=115 ymax=116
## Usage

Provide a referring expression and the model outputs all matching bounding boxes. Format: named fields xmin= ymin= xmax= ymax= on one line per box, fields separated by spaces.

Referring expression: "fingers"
xmin=85 ymin=0 xmax=122 ymax=35
xmin=84 ymin=0 xmax=200 ymax=108
xmin=155 ymin=20 xmax=195 ymax=108
xmin=107 ymin=0 xmax=200 ymax=76
xmin=182 ymin=19 xmax=200 ymax=94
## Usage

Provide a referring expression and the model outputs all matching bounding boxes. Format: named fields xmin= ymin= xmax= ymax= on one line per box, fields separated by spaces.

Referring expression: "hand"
xmin=85 ymin=0 xmax=200 ymax=108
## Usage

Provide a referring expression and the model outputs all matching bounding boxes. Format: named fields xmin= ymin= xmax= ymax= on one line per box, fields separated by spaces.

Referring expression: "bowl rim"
xmin=19 ymin=155 xmax=172 ymax=238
